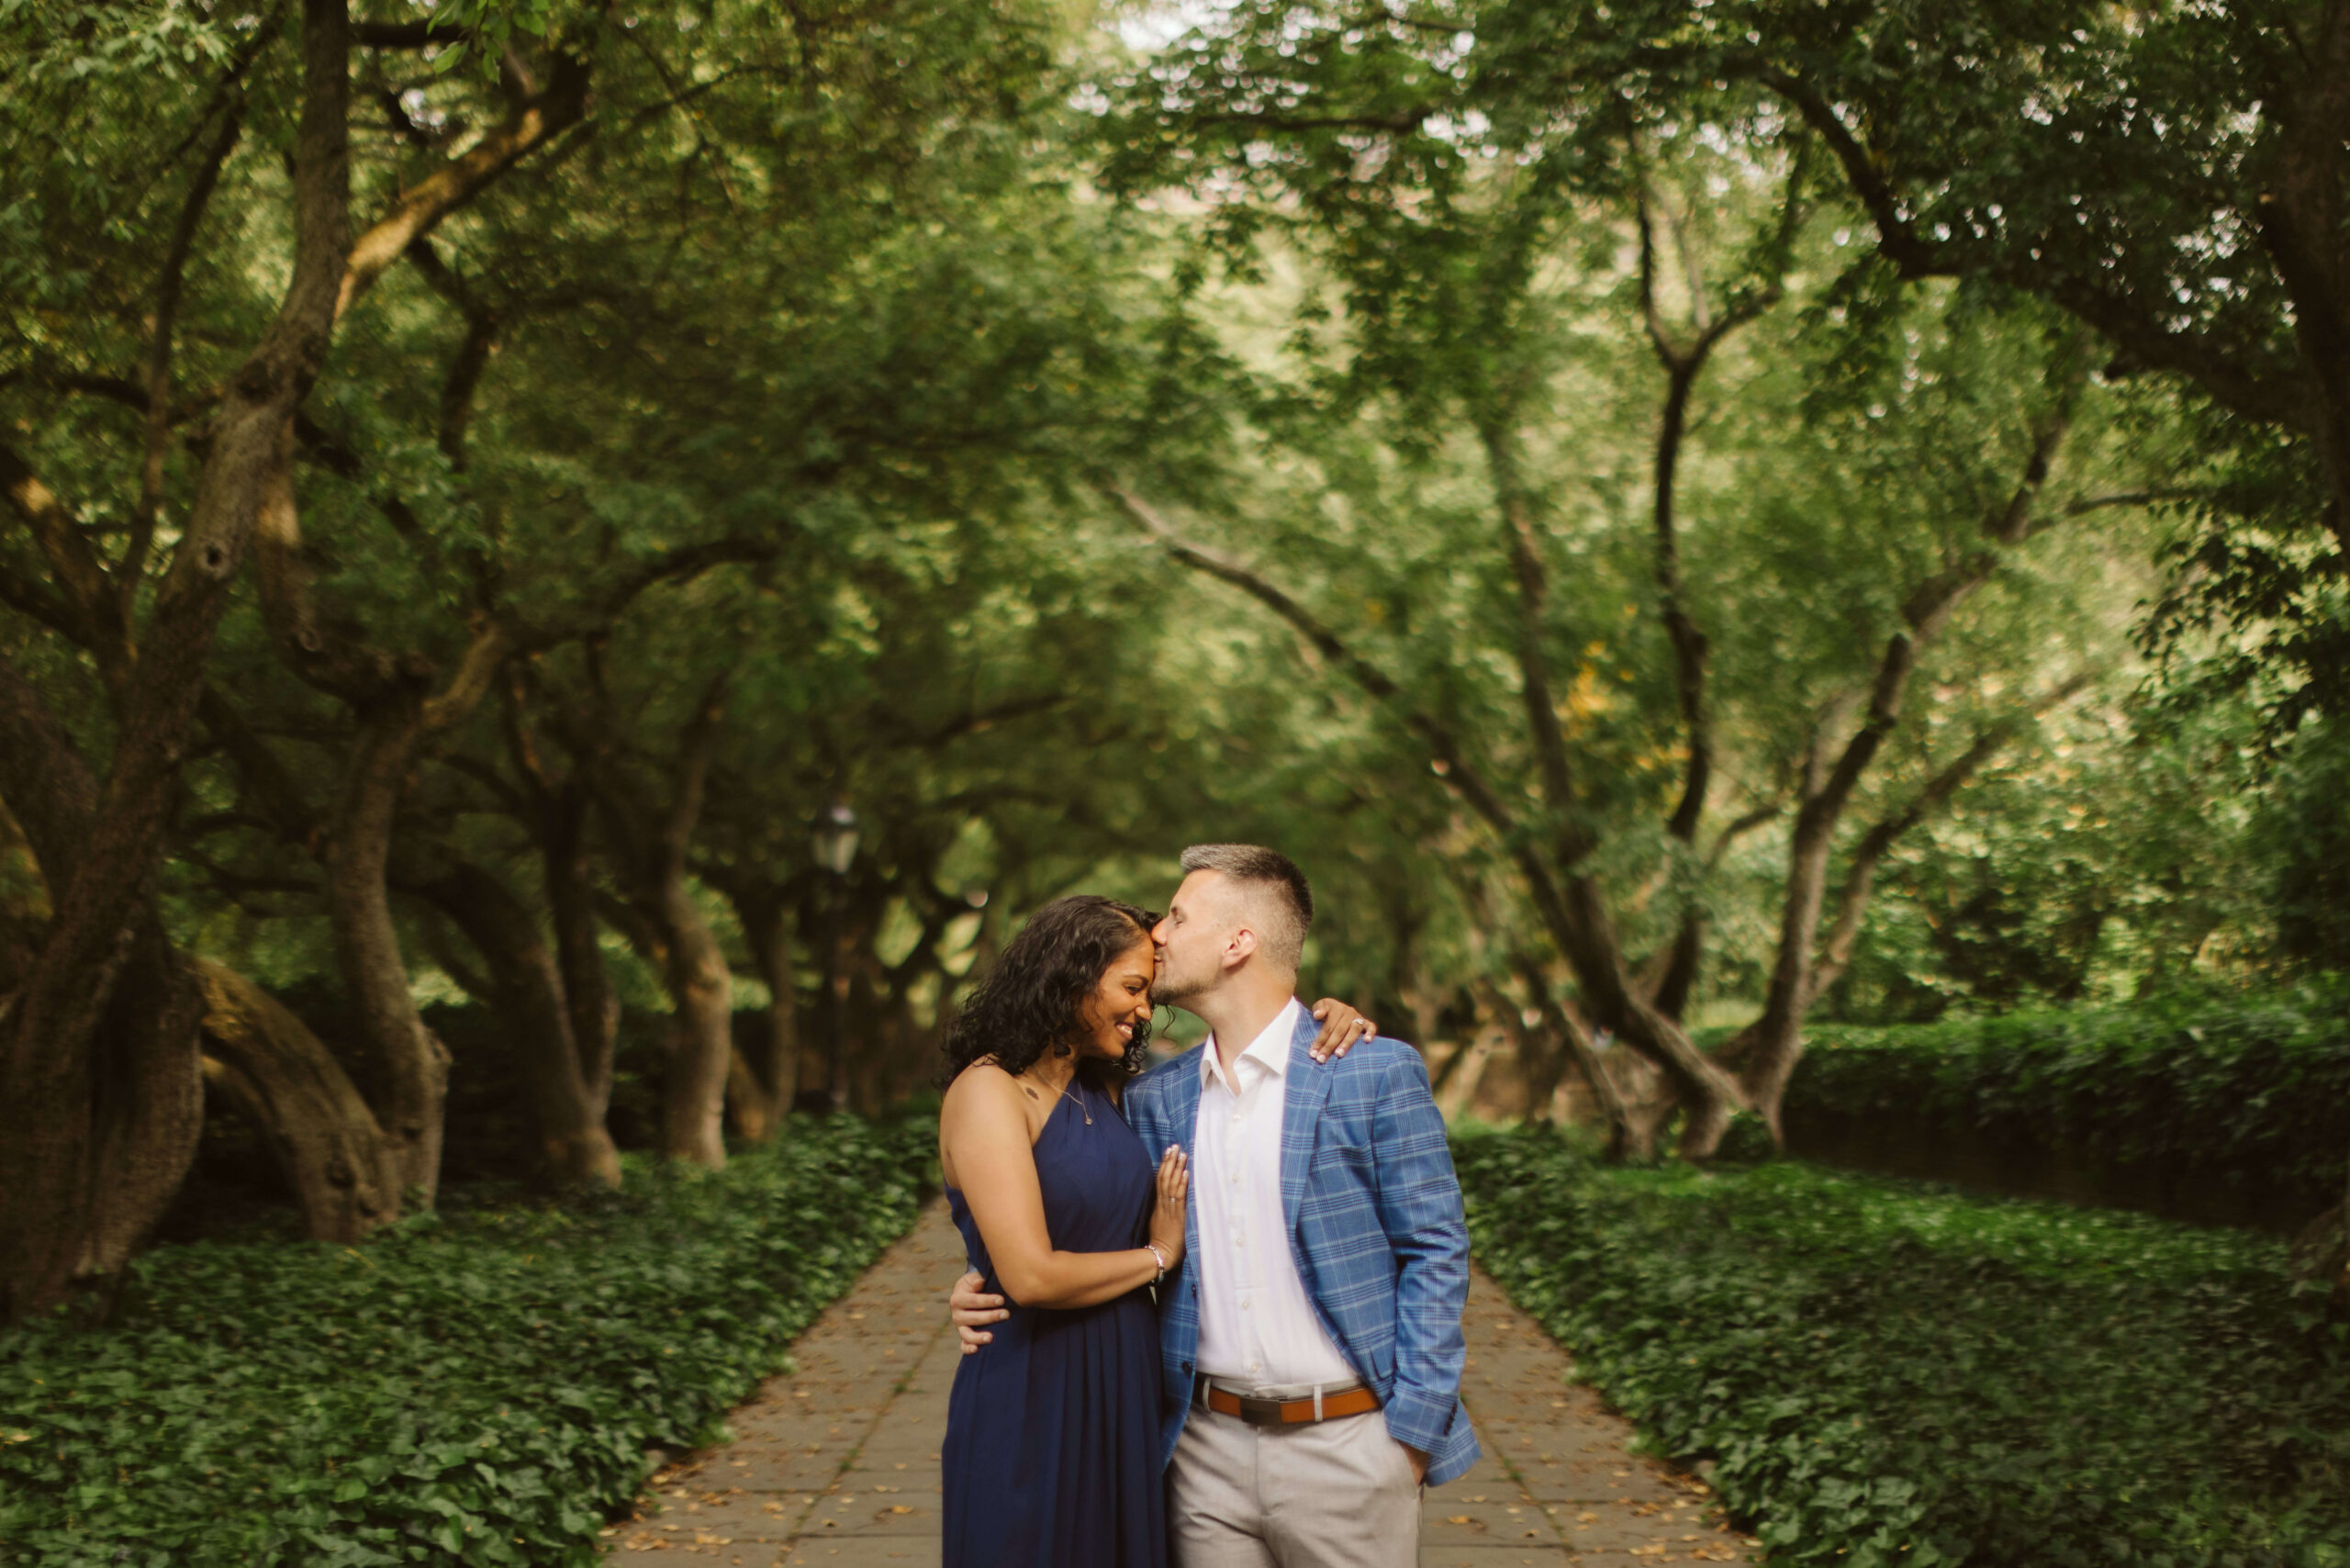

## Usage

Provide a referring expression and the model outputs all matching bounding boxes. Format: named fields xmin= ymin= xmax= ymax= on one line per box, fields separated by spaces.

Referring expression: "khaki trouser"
xmin=1169 ymin=1381 xmax=1422 ymax=1568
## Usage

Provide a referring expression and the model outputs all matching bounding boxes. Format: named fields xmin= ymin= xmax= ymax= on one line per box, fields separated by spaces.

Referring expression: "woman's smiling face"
xmin=1078 ymin=933 xmax=1157 ymax=1061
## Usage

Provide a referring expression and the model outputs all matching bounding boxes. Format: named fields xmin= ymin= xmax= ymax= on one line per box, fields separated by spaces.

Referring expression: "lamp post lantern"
xmin=811 ymin=804 xmax=858 ymax=1110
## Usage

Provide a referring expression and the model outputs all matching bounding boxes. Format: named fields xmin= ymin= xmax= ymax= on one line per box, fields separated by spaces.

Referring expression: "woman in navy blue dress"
xmin=936 ymin=896 xmax=1185 ymax=1568
xmin=935 ymin=898 xmax=1378 ymax=1567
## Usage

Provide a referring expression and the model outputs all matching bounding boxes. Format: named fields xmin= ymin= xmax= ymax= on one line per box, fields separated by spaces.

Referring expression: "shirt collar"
xmin=1199 ymin=997 xmax=1305 ymax=1093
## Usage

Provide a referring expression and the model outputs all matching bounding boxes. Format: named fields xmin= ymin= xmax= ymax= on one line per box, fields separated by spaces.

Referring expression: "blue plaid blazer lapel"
xmin=1279 ymin=1002 xmax=1334 ymax=1235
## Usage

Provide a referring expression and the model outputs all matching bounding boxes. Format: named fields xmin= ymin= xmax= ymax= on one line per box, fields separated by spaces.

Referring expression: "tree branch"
xmin=1515 ymin=955 xmax=1632 ymax=1159
xmin=658 ymin=673 xmax=730 ymax=888
xmin=1754 ymin=67 xmax=2311 ymax=433
xmin=419 ymin=619 xmax=514 ymax=735
xmin=4 ymin=0 xmax=354 ymax=1081
xmin=129 ymin=100 xmax=247 ymax=599
xmin=0 ymin=556 xmax=86 ymax=644
xmin=1631 ymin=161 xmax=1807 ymax=1015
xmin=0 ymin=648 xmax=99 ymax=889
xmin=1636 ymin=154 xmax=1804 ymax=851
xmin=885 ymin=693 xmax=1070 ymax=750
xmin=197 ymin=687 xmax=324 ymax=847
xmin=1108 ymin=484 xmax=1521 ymax=839
xmin=251 ymin=437 xmax=426 ymax=706
xmin=403 ymin=238 xmax=500 ymax=472
xmin=352 ymin=18 xmax=473 ymax=48
xmin=334 ymin=51 xmax=590 ymax=322
xmin=1479 ymin=422 xmax=1581 ymax=843
xmin=1808 ymin=672 xmax=2093 ymax=999
xmin=0 ymin=441 xmax=127 ymax=684
xmin=494 ymin=533 xmax=789 ymax=654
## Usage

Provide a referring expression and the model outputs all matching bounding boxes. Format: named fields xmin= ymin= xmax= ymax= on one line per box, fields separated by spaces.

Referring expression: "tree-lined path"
xmin=602 ymin=1201 xmax=1755 ymax=1567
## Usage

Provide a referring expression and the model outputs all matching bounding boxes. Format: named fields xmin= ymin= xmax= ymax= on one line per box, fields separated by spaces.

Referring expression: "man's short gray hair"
xmin=1179 ymin=844 xmax=1314 ymax=972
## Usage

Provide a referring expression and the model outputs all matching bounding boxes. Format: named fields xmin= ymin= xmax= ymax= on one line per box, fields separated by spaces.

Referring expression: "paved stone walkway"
xmin=604 ymin=1200 xmax=1756 ymax=1567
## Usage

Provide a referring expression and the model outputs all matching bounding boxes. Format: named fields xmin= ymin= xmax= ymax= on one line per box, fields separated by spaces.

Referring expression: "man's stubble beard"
xmin=1153 ymin=956 xmax=1208 ymax=1008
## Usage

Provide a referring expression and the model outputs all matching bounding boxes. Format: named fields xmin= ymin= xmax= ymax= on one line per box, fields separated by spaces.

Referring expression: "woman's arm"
xmin=1305 ymin=998 xmax=1379 ymax=1062
xmin=941 ymin=1068 xmax=1187 ymax=1311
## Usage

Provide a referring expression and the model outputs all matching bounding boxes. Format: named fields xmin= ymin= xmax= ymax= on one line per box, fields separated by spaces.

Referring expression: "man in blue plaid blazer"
xmin=955 ymin=844 xmax=1476 ymax=1567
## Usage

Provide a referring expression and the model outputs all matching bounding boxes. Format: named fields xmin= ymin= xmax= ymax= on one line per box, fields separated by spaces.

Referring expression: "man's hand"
xmin=1404 ymin=1444 xmax=1428 ymax=1487
xmin=949 ymin=1269 xmax=1006 ymax=1356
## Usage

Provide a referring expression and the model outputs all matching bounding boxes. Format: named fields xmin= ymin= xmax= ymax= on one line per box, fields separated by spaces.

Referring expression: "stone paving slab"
xmin=602 ymin=1199 xmax=1757 ymax=1566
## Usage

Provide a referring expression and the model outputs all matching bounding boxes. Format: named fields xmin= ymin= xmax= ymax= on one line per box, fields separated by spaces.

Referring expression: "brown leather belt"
xmin=1195 ymin=1378 xmax=1381 ymax=1427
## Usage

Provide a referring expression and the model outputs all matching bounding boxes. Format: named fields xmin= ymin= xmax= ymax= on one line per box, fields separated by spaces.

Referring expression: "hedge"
xmin=1781 ymin=980 xmax=2350 ymax=1229
xmin=1456 ymin=1127 xmax=2350 ymax=1568
xmin=0 ymin=1114 xmax=934 ymax=1567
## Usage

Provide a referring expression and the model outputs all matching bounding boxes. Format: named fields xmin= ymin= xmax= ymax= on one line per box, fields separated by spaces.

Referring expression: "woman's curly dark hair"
xmin=937 ymin=895 xmax=1160 ymax=1088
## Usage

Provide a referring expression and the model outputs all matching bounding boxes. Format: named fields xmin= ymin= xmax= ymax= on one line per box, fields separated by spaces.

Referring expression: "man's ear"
xmin=1222 ymin=926 xmax=1259 ymax=970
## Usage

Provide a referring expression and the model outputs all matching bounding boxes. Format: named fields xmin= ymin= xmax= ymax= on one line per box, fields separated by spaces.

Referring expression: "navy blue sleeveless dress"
xmin=943 ymin=1075 xmax=1167 ymax=1568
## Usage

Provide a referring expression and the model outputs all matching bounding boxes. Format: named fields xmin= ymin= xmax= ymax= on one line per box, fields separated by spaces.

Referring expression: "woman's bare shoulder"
xmin=942 ymin=1061 xmax=1026 ymax=1117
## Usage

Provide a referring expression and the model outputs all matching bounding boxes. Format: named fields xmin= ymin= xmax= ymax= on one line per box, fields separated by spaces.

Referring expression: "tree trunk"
xmin=655 ymin=872 xmax=734 ymax=1164
xmin=1516 ymin=959 xmax=1634 ymax=1159
xmin=536 ymin=772 xmax=618 ymax=1115
xmin=421 ymin=861 xmax=620 ymax=1187
xmin=0 ymin=919 xmax=208 ymax=1326
xmin=1436 ymin=1024 xmax=1504 ymax=1121
xmin=196 ymin=961 xmax=399 ymax=1240
xmin=1645 ymin=352 xmax=1714 ymax=1029
xmin=0 ymin=681 xmax=208 ymax=1324
xmin=598 ymin=682 xmax=733 ymax=1167
xmin=724 ymin=883 xmax=799 ymax=1145
xmin=1736 ymin=780 xmax=1848 ymax=1141
xmin=323 ymin=701 xmax=452 ymax=1204
xmin=1733 ymin=381 xmax=2081 ymax=1138
xmin=1381 ymin=890 xmax=1446 ymax=1051
xmin=1530 ymin=868 xmax=1747 ymax=1155
xmin=1484 ymin=425 xmax=1748 ymax=1157
xmin=0 ymin=0 xmax=353 ymax=1326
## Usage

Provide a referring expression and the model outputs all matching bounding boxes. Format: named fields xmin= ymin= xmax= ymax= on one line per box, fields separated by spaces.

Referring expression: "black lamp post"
xmin=811 ymin=803 xmax=859 ymax=1111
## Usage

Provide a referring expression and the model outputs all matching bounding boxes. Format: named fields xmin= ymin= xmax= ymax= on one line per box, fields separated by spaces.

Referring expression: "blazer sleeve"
xmin=1369 ymin=1045 xmax=1470 ymax=1455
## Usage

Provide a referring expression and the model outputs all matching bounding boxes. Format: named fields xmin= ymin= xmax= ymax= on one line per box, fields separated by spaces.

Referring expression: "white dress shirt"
xmin=1191 ymin=997 xmax=1360 ymax=1388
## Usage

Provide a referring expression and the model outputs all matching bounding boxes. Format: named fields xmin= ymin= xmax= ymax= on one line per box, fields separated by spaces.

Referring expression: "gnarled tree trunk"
xmin=6 ymin=916 xmax=210 ymax=1326
xmin=0 ymin=0 xmax=353 ymax=1325
xmin=323 ymin=700 xmax=452 ymax=1203
xmin=197 ymin=961 xmax=398 ymax=1240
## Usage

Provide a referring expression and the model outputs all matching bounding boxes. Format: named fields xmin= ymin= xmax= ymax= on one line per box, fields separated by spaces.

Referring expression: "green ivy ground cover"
xmin=1784 ymin=980 xmax=2350 ymax=1222
xmin=0 ymin=1115 xmax=934 ymax=1567
xmin=1455 ymin=1128 xmax=2350 ymax=1568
